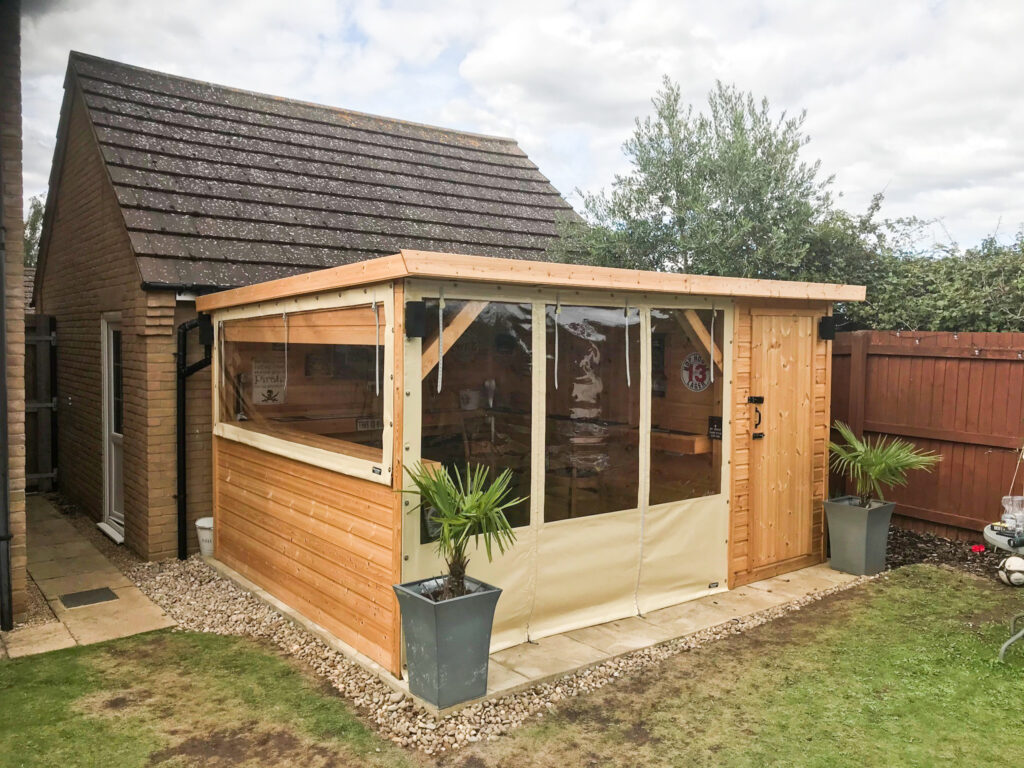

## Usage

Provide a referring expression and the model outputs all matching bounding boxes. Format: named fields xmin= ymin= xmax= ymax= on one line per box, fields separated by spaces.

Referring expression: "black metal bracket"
xmin=747 ymin=395 xmax=764 ymax=404
xmin=405 ymin=301 xmax=426 ymax=338
xmin=818 ymin=316 xmax=836 ymax=340
xmin=752 ymin=432 xmax=765 ymax=440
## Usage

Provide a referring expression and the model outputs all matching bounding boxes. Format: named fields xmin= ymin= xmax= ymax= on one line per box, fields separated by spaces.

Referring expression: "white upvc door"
xmin=100 ymin=314 xmax=125 ymax=543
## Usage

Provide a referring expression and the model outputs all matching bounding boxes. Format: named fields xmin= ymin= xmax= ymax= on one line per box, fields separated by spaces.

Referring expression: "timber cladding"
xmin=214 ymin=437 xmax=400 ymax=675
xmin=729 ymin=302 xmax=832 ymax=587
xmin=832 ymin=331 xmax=1024 ymax=539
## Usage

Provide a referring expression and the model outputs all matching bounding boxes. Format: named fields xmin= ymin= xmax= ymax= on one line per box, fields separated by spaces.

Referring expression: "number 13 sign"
xmin=681 ymin=351 xmax=711 ymax=392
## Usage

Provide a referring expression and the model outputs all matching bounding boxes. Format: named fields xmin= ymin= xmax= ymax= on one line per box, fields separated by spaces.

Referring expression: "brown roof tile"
xmin=67 ymin=53 xmax=575 ymax=290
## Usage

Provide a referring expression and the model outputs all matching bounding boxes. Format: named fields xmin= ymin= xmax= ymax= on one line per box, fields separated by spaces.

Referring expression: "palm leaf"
xmin=402 ymin=462 xmax=525 ymax=597
xmin=830 ymin=420 xmax=940 ymax=507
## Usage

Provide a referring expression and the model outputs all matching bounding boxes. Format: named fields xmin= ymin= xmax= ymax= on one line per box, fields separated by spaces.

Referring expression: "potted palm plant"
xmin=826 ymin=421 xmax=940 ymax=575
xmin=394 ymin=462 xmax=524 ymax=709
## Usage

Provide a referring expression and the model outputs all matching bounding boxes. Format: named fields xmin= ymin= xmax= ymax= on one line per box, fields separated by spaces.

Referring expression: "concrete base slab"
xmin=28 ymin=539 xmax=101 ymax=564
xmin=564 ymin=615 xmax=677 ymax=656
xmin=491 ymin=633 xmax=609 ymax=682
xmin=14 ymin=496 xmax=177 ymax=655
xmin=485 ymin=659 xmax=531 ymax=695
xmin=35 ymin=570 xmax=133 ymax=601
xmin=2 ymin=622 xmax=77 ymax=658
xmin=29 ymin=554 xmax=117 ymax=581
xmin=642 ymin=596 xmax=742 ymax=633
xmin=50 ymin=586 xmax=175 ymax=645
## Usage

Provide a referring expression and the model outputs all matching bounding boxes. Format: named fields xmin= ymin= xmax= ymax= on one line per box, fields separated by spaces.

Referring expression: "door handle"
xmin=754 ymin=406 xmax=762 ymax=429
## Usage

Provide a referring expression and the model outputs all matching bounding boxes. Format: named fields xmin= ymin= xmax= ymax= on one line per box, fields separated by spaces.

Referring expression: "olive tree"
xmin=550 ymin=78 xmax=834 ymax=279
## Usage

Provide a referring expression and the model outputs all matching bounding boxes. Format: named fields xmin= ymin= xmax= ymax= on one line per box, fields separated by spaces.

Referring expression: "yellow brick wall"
xmin=1 ymin=0 xmax=27 ymax=618
xmin=35 ymin=85 xmax=214 ymax=561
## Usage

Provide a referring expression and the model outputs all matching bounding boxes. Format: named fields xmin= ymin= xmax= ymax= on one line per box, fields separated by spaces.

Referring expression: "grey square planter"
xmin=393 ymin=575 xmax=501 ymax=710
xmin=825 ymin=495 xmax=895 ymax=576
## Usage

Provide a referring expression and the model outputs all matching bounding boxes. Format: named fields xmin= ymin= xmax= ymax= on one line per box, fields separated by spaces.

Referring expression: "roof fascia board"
xmin=195 ymin=252 xmax=409 ymax=312
xmin=197 ymin=249 xmax=864 ymax=313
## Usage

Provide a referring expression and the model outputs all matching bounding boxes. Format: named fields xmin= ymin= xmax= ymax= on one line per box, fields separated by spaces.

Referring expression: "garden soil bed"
xmin=886 ymin=525 xmax=1004 ymax=578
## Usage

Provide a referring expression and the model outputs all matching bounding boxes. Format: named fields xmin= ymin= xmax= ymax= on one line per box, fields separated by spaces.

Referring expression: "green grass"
xmin=0 ymin=630 xmax=415 ymax=768
xmin=451 ymin=565 xmax=1024 ymax=768
xmin=4 ymin=566 xmax=1023 ymax=767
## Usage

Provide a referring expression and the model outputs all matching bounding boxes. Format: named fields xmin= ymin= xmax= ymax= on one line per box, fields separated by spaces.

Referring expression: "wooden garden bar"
xmin=196 ymin=250 xmax=865 ymax=679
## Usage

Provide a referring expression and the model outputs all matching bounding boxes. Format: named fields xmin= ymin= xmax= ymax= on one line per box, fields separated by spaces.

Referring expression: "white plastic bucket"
xmin=195 ymin=516 xmax=214 ymax=557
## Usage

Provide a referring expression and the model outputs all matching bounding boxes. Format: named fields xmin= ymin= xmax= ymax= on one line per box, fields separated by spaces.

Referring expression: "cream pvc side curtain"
xmin=402 ymin=283 xmax=731 ymax=651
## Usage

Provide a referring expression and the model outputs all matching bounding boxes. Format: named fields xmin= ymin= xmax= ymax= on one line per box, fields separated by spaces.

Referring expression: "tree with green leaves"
xmin=548 ymin=77 xmax=1024 ymax=334
xmin=865 ymin=231 xmax=1024 ymax=332
xmin=549 ymin=78 xmax=835 ymax=279
xmin=23 ymin=194 xmax=44 ymax=267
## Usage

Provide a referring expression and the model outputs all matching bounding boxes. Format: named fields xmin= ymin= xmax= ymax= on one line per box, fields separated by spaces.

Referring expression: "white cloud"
xmin=18 ymin=0 xmax=1024 ymax=245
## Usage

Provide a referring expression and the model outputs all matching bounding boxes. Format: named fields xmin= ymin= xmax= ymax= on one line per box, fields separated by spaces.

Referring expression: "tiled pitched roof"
xmin=66 ymin=53 xmax=575 ymax=290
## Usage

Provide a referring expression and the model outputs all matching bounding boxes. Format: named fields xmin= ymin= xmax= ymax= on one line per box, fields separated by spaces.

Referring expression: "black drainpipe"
xmin=176 ymin=314 xmax=213 ymax=561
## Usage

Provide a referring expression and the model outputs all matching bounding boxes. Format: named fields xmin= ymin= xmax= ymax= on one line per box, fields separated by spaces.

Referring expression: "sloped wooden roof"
xmin=51 ymin=52 xmax=575 ymax=291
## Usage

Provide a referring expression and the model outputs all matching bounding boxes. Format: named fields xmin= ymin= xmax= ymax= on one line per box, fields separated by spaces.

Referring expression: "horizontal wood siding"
xmin=833 ymin=331 xmax=1024 ymax=538
xmin=214 ymin=437 xmax=400 ymax=674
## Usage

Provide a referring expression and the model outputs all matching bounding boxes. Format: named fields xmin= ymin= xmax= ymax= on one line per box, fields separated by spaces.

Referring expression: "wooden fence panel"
xmin=832 ymin=331 xmax=1024 ymax=540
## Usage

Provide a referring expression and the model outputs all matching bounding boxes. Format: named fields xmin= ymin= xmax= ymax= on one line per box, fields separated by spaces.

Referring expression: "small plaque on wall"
xmin=707 ymin=415 xmax=723 ymax=440
xmin=681 ymin=351 xmax=711 ymax=392
xmin=252 ymin=357 xmax=286 ymax=404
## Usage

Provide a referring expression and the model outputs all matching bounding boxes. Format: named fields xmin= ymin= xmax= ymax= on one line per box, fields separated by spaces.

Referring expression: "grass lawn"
xmin=0 ymin=630 xmax=417 ymax=768
xmin=2 ymin=564 xmax=1023 ymax=767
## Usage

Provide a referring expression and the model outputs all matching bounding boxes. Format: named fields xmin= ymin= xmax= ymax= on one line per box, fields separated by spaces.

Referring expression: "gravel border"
xmin=6 ymin=572 xmax=57 ymax=631
xmin=50 ymin=494 xmax=875 ymax=755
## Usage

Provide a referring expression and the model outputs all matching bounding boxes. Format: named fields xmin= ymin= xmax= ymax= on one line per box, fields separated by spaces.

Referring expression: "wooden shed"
xmin=196 ymin=250 xmax=864 ymax=678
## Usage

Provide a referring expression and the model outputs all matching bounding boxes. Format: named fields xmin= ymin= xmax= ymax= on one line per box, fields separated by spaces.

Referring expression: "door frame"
xmin=99 ymin=311 xmax=125 ymax=543
xmin=747 ymin=307 xmax=818 ymax=574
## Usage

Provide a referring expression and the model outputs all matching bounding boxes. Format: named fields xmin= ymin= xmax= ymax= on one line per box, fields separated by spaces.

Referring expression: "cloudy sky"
xmin=20 ymin=0 xmax=1024 ymax=247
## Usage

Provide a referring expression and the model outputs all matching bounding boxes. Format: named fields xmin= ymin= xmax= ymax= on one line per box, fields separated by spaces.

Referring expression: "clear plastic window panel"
xmin=649 ymin=308 xmax=724 ymax=505
xmin=420 ymin=299 xmax=533 ymax=538
xmin=219 ymin=305 xmax=386 ymax=462
xmin=545 ymin=304 xmax=641 ymax=521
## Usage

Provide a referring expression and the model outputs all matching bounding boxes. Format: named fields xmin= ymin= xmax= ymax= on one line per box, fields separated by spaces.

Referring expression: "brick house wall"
xmin=36 ymin=87 xmax=210 ymax=560
xmin=1 ymin=0 xmax=27 ymax=619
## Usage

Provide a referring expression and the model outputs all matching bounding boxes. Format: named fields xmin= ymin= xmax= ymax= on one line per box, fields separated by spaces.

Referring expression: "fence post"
xmin=847 ymin=331 xmax=869 ymax=439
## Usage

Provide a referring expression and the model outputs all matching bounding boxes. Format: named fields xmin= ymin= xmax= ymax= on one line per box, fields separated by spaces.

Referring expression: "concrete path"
xmin=0 ymin=496 xmax=174 ymax=659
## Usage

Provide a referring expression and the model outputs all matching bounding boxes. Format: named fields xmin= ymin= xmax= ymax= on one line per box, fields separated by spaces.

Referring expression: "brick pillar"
xmin=1 ymin=0 xmax=28 ymax=619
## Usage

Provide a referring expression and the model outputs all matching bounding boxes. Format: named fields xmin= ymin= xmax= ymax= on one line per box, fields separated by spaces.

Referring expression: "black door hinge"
xmin=752 ymin=432 xmax=765 ymax=440
xmin=747 ymin=396 xmax=764 ymax=404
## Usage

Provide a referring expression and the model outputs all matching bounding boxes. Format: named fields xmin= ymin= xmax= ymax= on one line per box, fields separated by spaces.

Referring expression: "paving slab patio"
xmin=0 ymin=496 xmax=175 ymax=659
xmin=2 ymin=621 xmax=76 ymax=658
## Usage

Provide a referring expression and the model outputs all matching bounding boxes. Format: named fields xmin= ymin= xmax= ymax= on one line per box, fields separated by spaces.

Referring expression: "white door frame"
xmin=99 ymin=312 xmax=125 ymax=543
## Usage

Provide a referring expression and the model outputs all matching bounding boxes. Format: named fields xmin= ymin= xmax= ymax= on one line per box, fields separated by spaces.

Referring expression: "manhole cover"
xmin=59 ymin=587 xmax=119 ymax=609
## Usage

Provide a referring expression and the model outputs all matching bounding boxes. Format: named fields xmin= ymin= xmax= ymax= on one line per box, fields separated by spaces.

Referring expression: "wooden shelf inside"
xmin=652 ymin=431 xmax=712 ymax=455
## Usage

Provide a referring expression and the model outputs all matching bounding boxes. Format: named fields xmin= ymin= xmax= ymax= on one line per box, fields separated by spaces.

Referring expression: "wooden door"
xmin=749 ymin=311 xmax=815 ymax=569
